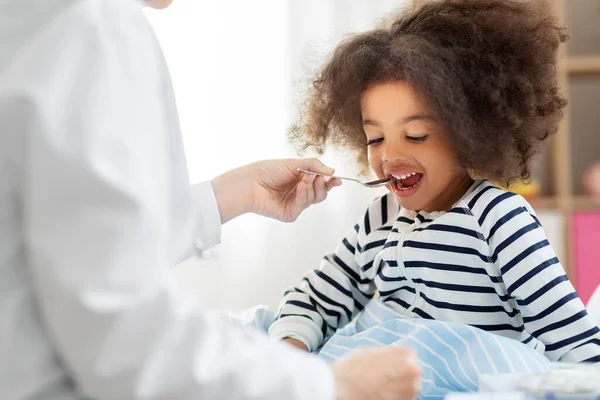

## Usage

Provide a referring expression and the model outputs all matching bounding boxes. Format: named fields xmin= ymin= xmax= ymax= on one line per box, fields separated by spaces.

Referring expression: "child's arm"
xmin=268 ymin=202 xmax=381 ymax=352
xmin=486 ymin=196 xmax=600 ymax=363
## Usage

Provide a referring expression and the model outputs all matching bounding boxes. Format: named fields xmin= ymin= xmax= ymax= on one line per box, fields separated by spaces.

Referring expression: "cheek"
xmin=367 ymin=148 xmax=379 ymax=168
xmin=367 ymin=148 xmax=386 ymax=178
xmin=420 ymin=145 xmax=462 ymax=180
xmin=433 ymin=152 xmax=465 ymax=183
xmin=443 ymin=150 xmax=464 ymax=173
xmin=428 ymin=140 xmax=460 ymax=168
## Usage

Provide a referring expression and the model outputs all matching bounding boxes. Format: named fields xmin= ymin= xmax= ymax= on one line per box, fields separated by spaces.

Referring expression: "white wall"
xmin=146 ymin=0 xmax=404 ymax=311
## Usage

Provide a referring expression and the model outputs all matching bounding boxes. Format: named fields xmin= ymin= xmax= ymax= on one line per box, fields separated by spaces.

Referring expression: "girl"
xmin=269 ymin=0 xmax=600 ymax=363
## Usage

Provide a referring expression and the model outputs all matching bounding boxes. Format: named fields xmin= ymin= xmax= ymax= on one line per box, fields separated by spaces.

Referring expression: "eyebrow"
xmin=362 ymin=114 xmax=436 ymax=127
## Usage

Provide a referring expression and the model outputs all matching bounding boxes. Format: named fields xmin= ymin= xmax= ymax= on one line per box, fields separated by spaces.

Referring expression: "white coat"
xmin=0 ymin=0 xmax=334 ymax=399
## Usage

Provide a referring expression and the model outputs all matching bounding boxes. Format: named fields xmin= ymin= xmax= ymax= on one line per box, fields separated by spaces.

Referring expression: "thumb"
xmin=326 ymin=177 xmax=343 ymax=191
xmin=302 ymin=158 xmax=335 ymax=176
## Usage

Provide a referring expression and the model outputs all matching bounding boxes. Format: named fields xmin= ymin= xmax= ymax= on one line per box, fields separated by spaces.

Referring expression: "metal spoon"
xmin=297 ymin=168 xmax=393 ymax=188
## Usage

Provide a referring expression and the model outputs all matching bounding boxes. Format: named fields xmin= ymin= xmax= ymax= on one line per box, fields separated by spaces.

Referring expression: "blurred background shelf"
xmin=527 ymin=1 xmax=600 ymax=304
xmin=532 ymin=196 xmax=600 ymax=211
xmin=529 ymin=0 xmax=600 ymax=303
xmin=530 ymin=196 xmax=560 ymax=210
xmin=570 ymin=195 xmax=600 ymax=211
xmin=568 ymin=56 xmax=600 ymax=75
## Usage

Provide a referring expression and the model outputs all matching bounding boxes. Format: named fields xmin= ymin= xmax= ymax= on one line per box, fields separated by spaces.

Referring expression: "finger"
xmin=394 ymin=380 xmax=420 ymax=400
xmin=290 ymin=180 xmax=309 ymax=220
xmin=393 ymin=346 xmax=417 ymax=359
xmin=325 ymin=177 xmax=343 ymax=191
xmin=302 ymin=174 xmax=316 ymax=208
xmin=293 ymin=176 xmax=311 ymax=210
xmin=389 ymin=368 xmax=421 ymax=400
xmin=300 ymin=157 xmax=335 ymax=176
xmin=412 ymin=375 xmax=422 ymax=397
xmin=312 ymin=176 xmax=328 ymax=204
xmin=394 ymin=374 xmax=421 ymax=400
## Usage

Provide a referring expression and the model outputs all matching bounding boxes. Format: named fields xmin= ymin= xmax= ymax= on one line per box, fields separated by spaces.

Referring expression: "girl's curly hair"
xmin=289 ymin=0 xmax=568 ymax=183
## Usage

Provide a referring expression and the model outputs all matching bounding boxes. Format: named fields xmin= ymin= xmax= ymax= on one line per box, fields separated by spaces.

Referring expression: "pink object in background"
xmin=582 ymin=162 xmax=600 ymax=196
xmin=572 ymin=212 xmax=600 ymax=305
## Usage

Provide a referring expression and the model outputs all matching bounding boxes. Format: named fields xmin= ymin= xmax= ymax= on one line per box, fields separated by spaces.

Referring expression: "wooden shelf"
xmin=529 ymin=196 xmax=600 ymax=211
xmin=530 ymin=196 xmax=560 ymax=210
xmin=567 ymin=56 xmax=600 ymax=75
xmin=550 ymin=0 xmax=600 ymax=293
xmin=571 ymin=195 xmax=600 ymax=211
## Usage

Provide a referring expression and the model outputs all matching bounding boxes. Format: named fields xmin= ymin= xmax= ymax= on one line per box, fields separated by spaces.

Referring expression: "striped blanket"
xmin=227 ymin=300 xmax=551 ymax=400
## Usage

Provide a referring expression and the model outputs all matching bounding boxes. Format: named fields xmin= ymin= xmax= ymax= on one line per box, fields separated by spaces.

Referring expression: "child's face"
xmin=361 ymin=80 xmax=472 ymax=212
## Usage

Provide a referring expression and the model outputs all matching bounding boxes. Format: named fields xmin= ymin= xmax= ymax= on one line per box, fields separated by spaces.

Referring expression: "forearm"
xmin=211 ymin=165 xmax=256 ymax=224
xmin=270 ymin=271 xmax=365 ymax=351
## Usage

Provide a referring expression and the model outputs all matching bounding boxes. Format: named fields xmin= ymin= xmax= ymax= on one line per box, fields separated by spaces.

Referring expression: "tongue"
xmin=399 ymin=173 xmax=422 ymax=187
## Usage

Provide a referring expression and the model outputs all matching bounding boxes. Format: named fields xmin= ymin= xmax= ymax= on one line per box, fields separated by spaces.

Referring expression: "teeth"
xmin=390 ymin=172 xmax=417 ymax=180
xmin=391 ymin=172 xmax=417 ymax=180
xmin=394 ymin=181 xmax=418 ymax=190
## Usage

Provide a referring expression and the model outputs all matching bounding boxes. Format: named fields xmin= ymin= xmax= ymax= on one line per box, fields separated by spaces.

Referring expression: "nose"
xmin=381 ymin=139 xmax=409 ymax=163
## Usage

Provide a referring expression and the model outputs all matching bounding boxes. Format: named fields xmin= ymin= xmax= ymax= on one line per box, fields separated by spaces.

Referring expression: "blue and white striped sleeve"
xmin=484 ymin=195 xmax=600 ymax=363
xmin=268 ymin=209 xmax=378 ymax=352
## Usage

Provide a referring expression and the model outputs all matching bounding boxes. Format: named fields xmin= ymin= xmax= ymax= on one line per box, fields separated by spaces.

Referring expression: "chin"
xmin=395 ymin=196 xmax=422 ymax=212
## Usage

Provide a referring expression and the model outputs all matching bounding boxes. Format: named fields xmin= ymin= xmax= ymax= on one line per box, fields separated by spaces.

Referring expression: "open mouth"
xmin=390 ymin=172 xmax=423 ymax=191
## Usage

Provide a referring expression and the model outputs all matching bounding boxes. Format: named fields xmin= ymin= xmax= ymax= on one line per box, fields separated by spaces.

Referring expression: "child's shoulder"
xmin=359 ymin=181 xmax=538 ymax=236
xmin=456 ymin=180 xmax=537 ymax=236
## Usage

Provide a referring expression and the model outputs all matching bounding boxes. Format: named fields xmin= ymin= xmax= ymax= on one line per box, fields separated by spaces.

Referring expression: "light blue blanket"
xmin=227 ymin=300 xmax=551 ymax=399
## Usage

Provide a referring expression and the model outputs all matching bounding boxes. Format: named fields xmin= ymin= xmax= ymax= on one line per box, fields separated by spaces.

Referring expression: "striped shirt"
xmin=269 ymin=180 xmax=600 ymax=363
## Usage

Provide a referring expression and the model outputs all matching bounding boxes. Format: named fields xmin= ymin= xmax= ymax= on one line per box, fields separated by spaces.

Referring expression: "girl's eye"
xmin=406 ymin=135 xmax=429 ymax=143
xmin=367 ymin=138 xmax=384 ymax=146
